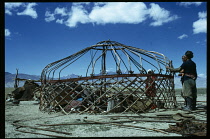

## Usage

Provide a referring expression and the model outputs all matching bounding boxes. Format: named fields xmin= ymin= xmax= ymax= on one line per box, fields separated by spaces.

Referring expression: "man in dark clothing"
xmin=166 ymin=51 xmax=197 ymax=111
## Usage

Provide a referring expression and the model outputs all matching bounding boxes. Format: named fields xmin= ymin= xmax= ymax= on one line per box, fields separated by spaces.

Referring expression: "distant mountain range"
xmin=5 ymin=72 xmax=41 ymax=88
xmin=5 ymin=72 xmax=206 ymax=88
xmin=5 ymin=72 xmax=80 ymax=87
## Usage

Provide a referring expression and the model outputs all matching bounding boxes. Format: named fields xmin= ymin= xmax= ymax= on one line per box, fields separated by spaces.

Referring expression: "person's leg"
xmin=182 ymin=79 xmax=193 ymax=111
xmin=192 ymin=97 xmax=197 ymax=110
xmin=183 ymin=97 xmax=193 ymax=111
xmin=181 ymin=96 xmax=187 ymax=109
xmin=191 ymin=82 xmax=197 ymax=110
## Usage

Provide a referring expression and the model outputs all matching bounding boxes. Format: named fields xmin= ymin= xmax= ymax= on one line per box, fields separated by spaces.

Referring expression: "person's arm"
xmin=166 ymin=66 xmax=182 ymax=72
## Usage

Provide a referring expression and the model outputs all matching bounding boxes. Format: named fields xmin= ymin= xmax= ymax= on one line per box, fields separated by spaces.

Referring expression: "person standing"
xmin=178 ymin=55 xmax=187 ymax=108
xmin=178 ymin=55 xmax=188 ymax=81
xmin=166 ymin=51 xmax=197 ymax=111
xmin=145 ymin=69 xmax=157 ymax=109
xmin=145 ymin=69 xmax=156 ymax=97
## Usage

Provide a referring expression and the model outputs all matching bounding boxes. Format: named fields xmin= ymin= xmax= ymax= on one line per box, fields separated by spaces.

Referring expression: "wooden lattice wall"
xmin=39 ymin=74 xmax=176 ymax=114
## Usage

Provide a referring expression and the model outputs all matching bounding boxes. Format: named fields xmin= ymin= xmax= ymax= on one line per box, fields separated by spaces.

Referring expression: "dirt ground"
xmin=5 ymin=94 xmax=206 ymax=138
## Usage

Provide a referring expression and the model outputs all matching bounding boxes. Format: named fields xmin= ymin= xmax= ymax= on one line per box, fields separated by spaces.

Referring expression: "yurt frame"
xmin=39 ymin=40 xmax=177 ymax=114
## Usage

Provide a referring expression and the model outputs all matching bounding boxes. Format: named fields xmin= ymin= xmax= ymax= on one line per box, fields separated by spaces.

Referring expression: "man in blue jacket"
xmin=166 ymin=51 xmax=197 ymax=111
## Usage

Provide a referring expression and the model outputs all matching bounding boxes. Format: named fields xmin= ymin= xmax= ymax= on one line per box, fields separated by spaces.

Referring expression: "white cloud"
xmin=148 ymin=3 xmax=179 ymax=26
xmin=72 ymin=2 xmax=90 ymax=6
xmin=54 ymin=7 xmax=68 ymax=16
xmin=193 ymin=11 xmax=207 ymax=34
xmin=89 ymin=2 xmax=148 ymax=25
xmin=45 ymin=7 xmax=68 ymax=23
xmin=193 ymin=19 xmax=206 ymax=34
xmin=5 ymin=2 xmax=24 ymax=15
xmin=45 ymin=11 xmax=55 ymax=22
xmin=5 ymin=2 xmax=38 ymax=19
xmin=5 ymin=2 xmax=23 ymax=9
xmin=179 ymin=2 xmax=202 ymax=7
xmin=17 ymin=3 xmax=38 ymax=19
xmin=65 ymin=4 xmax=90 ymax=27
xmin=56 ymin=19 xmax=64 ymax=24
xmin=178 ymin=34 xmax=188 ymax=39
xmin=45 ymin=2 xmax=178 ymax=28
xmin=5 ymin=29 xmax=11 ymax=37
xmin=198 ymin=11 xmax=207 ymax=19
xmin=5 ymin=9 xmax=12 ymax=15
xmin=93 ymin=2 xmax=106 ymax=6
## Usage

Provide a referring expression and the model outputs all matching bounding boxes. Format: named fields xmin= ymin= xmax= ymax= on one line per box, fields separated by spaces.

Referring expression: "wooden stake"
xmin=129 ymin=119 xmax=176 ymax=123
xmin=37 ymin=120 xmax=133 ymax=126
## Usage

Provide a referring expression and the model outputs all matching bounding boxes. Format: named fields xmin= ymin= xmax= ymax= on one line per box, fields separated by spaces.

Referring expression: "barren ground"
xmin=5 ymin=93 xmax=206 ymax=138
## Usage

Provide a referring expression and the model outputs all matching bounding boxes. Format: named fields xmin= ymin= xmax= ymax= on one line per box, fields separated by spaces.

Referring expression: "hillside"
xmin=5 ymin=72 xmax=79 ymax=87
xmin=5 ymin=72 xmax=41 ymax=87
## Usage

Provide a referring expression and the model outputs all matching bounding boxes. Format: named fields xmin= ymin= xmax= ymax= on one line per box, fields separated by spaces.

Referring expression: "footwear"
xmin=182 ymin=106 xmax=192 ymax=111
xmin=182 ymin=97 xmax=193 ymax=111
xmin=192 ymin=97 xmax=197 ymax=110
xmin=181 ymin=97 xmax=187 ymax=109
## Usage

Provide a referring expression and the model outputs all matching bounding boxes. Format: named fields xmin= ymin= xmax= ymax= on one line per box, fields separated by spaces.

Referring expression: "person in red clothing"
xmin=145 ymin=69 xmax=156 ymax=97
xmin=145 ymin=69 xmax=157 ymax=109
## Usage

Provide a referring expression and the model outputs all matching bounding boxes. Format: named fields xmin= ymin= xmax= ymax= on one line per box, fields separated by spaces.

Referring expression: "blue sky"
xmin=5 ymin=2 xmax=207 ymax=79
